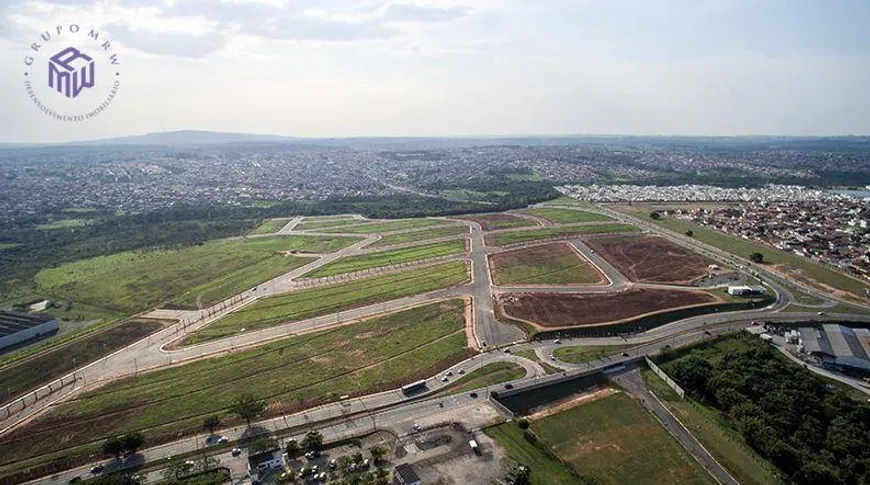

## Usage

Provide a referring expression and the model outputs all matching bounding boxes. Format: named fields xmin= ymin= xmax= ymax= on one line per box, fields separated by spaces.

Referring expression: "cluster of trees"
xmin=101 ymin=433 xmax=145 ymax=460
xmin=661 ymin=334 xmax=870 ymax=485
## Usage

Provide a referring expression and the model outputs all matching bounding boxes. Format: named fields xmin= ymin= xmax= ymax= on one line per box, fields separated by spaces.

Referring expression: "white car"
xmin=231 ymin=448 xmax=242 ymax=457
xmin=457 ymin=368 xmax=465 ymax=375
xmin=412 ymin=423 xmax=422 ymax=432
xmin=441 ymin=376 xmax=448 ymax=382
xmin=217 ymin=435 xmax=229 ymax=444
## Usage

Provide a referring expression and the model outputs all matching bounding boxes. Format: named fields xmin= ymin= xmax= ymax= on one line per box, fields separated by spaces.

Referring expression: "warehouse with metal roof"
xmin=0 ymin=311 xmax=59 ymax=351
xmin=799 ymin=324 xmax=870 ymax=375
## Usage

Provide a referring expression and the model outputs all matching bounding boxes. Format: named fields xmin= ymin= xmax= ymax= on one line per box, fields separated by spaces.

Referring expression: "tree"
xmin=368 ymin=445 xmax=387 ymax=462
xmin=516 ymin=418 xmax=530 ymax=430
xmin=685 ymin=230 xmax=694 ymax=237
xmin=749 ymin=252 xmax=764 ymax=263
xmin=301 ymin=431 xmax=323 ymax=453
xmin=162 ymin=455 xmax=194 ymax=481
xmin=121 ymin=432 xmax=145 ymax=456
xmin=649 ymin=211 xmax=661 ymax=220
xmin=230 ymin=394 xmax=267 ymax=426
xmin=195 ymin=453 xmax=221 ymax=473
xmin=285 ymin=439 xmax=301 ymax=460
xmin=102 ymin=436 xmax=124 ymax=460
xmin=202 ymin=415 xmax=221 ymax=435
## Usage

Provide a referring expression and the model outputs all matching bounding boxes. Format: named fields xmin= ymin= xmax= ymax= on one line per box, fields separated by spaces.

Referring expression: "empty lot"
xmin=585 ymin=235 xmax=716 ymax=285
xmin=498 ymin=288 xmax=719 ymax=328
xmin=488 ymin=243 xmax=605 ymax=286
xmin=453 ymin=213 xmax=537 ymax=231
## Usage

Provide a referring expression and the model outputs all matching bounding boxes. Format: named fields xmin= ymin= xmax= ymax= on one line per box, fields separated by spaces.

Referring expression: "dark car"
xmin=68 ymin=477 xmax=82 ymax=483
xmin=469 ymin=392 xmax=478 ymax=398
xmin=504 ymin=383 xmax=514 ymax=390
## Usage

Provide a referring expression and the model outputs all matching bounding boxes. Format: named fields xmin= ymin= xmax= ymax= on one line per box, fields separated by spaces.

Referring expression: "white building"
xmin=727 ymin=285 xmax=766 ymax=297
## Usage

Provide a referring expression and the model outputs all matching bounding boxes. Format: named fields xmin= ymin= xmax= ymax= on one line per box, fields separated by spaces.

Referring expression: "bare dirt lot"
xmin=397 ymin=424 xmax=506 ymax=485
xmin=453 ymin=213 xmax=537 ymax=231
xmin=498 ymin=288 xmax=720 ymax=328
xmin=585 ymin=235 xmax=716 ymax=285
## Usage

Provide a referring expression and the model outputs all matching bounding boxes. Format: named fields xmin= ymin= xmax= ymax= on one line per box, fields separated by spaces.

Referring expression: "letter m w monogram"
xmin=48 ymin=47 xmax=95 ymax=98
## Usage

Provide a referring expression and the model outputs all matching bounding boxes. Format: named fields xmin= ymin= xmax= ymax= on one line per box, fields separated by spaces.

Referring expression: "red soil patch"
xmin=453 ymin=213 xmax=535 ymax=231
xmin=585 ymin=235 xmax=716 ymax=285
xmin=498 ymin=288 xmax=719 ymax=328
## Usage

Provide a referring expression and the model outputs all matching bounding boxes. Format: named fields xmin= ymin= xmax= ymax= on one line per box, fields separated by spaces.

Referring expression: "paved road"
xmin=611 ymin=368 xmax=738 ymax=485
xmin=463 ymin=220 xmax=525 ymax=348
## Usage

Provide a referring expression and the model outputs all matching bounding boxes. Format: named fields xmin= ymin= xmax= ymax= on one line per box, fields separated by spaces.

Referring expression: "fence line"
xmin=645 ymin=357 xmax=685 ymax=399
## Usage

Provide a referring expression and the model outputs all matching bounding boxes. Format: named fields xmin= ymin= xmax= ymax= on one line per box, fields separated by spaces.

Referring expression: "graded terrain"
xmin=0 ymin=301 xmax=472 ymax=479
xmin=498 ymin=288 xmax=720 ymax=328
xmin=585 ymin=235 xmax=716 ymax=285
xmin=485 ymin=224 xmax=638 ymax=247
xmin=488 ymin=242 xmax=605 ymax=286
xmin=184 ymin=260 xmax=469 ymax=344
xmin=453 ymin=213 xmax=538 ymax=231
xmin=33 ymin=236 xmax=358 ymax=312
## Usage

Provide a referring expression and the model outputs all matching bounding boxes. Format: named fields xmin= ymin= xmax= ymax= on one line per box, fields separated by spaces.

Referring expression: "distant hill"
xmin=72 ymin=130 xmax=302 ymax=146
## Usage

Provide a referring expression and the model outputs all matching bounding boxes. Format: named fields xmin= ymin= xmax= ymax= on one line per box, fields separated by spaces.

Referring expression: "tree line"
xmin=660 ymin=333 xmax=870 ymax=485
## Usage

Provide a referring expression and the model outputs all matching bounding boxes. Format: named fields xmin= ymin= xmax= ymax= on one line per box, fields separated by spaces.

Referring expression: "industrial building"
xmin=799 ymin=324 xmax=870 ymax=376
xmin=0 ymin=311 xmax=59 ymax=351
xmin=726 ymin=285 xmax=767 ymax=297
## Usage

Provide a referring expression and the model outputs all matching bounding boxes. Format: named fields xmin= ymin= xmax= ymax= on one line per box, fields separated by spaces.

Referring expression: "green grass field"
xmin=34 ymin=236 xmax=358 ymax=312
xmin=642 ymin=369 xmax=780 ymax=485
xmin=485 ymin=223 xmax=639 ymax=247
xmin=519 ymin=208 xmax=612 ymax=224
xmin=0 ymin=301 xmax=470 ymax=476
xmin=433 ymin=362 xmax=525 ymax=397
xmin=296 ymin=218 xmax=368 ymax=231
xmin=626 ymin=211 xmax=870 ymax=299
xmin=37 ymin=219 xmax=89 ymax=230
xmin=322 ymin=218 xmax=449 ymax=234
xmin=184 ymin=260 xmax=469 ymax=343
xmin=484 ymin=422 xmax=581 ymax=485
xmin=489 ymin=243 xmax=603 ymax=285
xmin=530 ymin=392 xmax=717 ymax=484
xmin=39 ymin=301 xmax=123 ymax=322
xmin=371 ymin=225 xmax=468 ymax=248
xmin=250 ymin=218 xmax=291 ymax=234
xmin=306 ymin=240 xmax=466 ymax=278
xmin=552 ymin=345 xmax=634 ymax=364
xmin=0 ymin=319 xmax=164 ymax=404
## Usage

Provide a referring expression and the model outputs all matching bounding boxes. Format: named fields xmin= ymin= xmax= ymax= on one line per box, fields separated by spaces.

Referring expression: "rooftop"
xmin=0 ymin=311 xmax=57 ymax=338
xmin=395 ymin=463 xmax=421 ymax=483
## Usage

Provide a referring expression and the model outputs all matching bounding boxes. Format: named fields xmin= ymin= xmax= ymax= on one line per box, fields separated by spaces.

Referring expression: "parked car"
xmin=441 ymin=376 xmax=448 ymax=382
xmin=89 ymin=465 xmax=104 ymax=474
xmin=469 ymin=392 xmax=478 ymax=398
xmin=217 ymin=436 xmax=229 ymax=444
xmin=231 ymin=447 xmax=242 ymax=457
xmin=503 ymin=348 xmax=511 ymax=353
xmin=68 ymin=477 xmax=82 ymax=483
xmin=412 ymin=423 xmax=422 ymax=432
xmin=553 ymin=339 xmax=562 ymax=344
xmin=457 ymin=368 xmax=465 ymax=375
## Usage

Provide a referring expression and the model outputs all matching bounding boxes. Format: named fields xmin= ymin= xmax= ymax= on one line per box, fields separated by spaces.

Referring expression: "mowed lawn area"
xmin=530 ymin=392 xmax=717 ymax=484
xmin=370 ymin=225 xmax=468 ymax=248
xmin=485 ymin=422 xmax=581 ymax=485
xmin=306 ymin=240 xmax=466 ymax=278
xmin=185 ymin=260 xmax=469 ymax=344
xmin=296 ymin=218 xmax=367 ymax=231
xmin=319 ymin=218 xmax=448 ymax=234
xmin=485 ymin=223 xmax=639 ymax=247
xmin=453 ymin=213 xmax=538 ymax=231
xmin=34 ymin=236 xmax=358 ymax=312
xmin=635 ymin=213 xmax=870 ymax=299
xmin=0 ymin=319 xmax=165 ymax=403
xmin=250 ymin=218 xmax=290 ymax=234
xmin=0 ymin=301 xmax=471 ymax=478
xmin=488 ymin=243 xmax=604 ymax=286
xmin=518 ymin=207 xmax=612 ymax=224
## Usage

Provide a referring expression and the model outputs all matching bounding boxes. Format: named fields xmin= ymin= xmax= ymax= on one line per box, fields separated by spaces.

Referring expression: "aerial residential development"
xmin=2 ymin=1 xmax=870 ymax=484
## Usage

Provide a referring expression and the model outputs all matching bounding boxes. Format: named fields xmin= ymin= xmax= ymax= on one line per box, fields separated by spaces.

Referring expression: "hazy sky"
xmin=1 ymin=0 xmax=869 ymax=142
